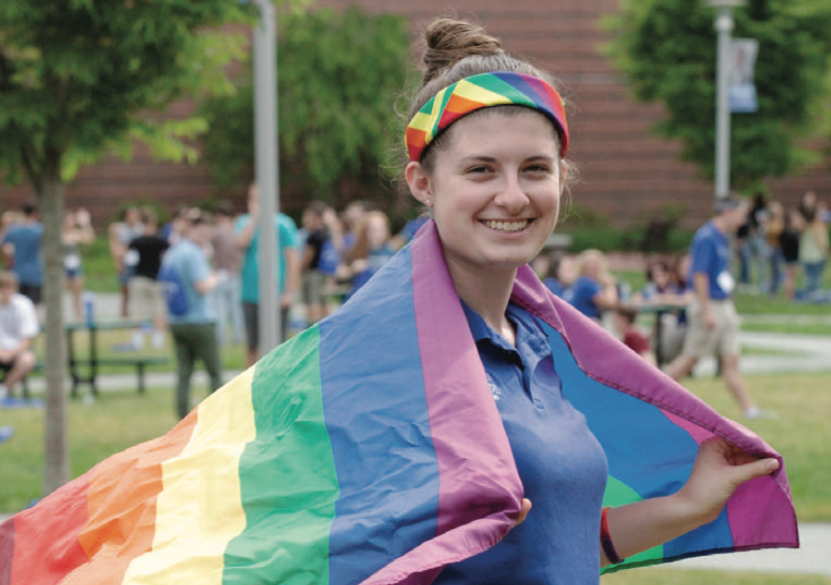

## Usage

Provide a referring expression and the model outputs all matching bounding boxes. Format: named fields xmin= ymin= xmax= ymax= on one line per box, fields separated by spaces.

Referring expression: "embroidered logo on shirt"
xmin=485 ymin=374 xmax=503 ymax=402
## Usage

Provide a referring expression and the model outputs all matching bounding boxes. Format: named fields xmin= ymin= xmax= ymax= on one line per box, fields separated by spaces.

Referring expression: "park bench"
xmin=17 ymin=356 xmax=169 ymax=399
xmin=68 ymin=355 xmax=169 ymax=397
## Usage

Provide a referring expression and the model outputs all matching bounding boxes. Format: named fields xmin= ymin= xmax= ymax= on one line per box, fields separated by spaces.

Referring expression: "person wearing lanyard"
xmin=404 ymin=17 xmax=779 ymax=583
xmin=665 ymin=197 xmax=772 ymax=420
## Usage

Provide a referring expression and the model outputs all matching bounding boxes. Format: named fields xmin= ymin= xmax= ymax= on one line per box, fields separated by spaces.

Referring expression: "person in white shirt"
xmin=0 ymin=271 xmax=39 ymax=400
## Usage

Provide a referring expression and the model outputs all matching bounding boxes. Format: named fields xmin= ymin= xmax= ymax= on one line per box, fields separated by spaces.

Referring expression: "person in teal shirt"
xmin=235 ymin=184 xmax=300 ymax=367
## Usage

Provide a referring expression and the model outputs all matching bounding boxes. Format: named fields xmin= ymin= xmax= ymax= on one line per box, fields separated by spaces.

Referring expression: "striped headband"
xmin=405 ymin=71 xmax=569 ymax=162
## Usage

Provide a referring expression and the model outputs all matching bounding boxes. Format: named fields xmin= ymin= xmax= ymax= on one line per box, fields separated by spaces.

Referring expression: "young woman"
xmin=340 ymin=210 xmax=397 ymax=298
xmin=61 ymin=208 xmax=95 ymax=320
xmin=402 ymin=17 xmax=779 ymax=583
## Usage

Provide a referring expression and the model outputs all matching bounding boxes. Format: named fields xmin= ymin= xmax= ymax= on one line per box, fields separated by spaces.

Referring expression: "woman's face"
xmin=366 ymin=215 xmax=389 ymax=249
xmin=407 ymin=110 xmax=563 ymax=275
xmin=652 ymin=264 xmax=670 ymax=288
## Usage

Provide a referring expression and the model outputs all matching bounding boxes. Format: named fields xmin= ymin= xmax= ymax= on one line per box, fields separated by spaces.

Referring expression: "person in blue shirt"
xmin=235 ymin=184 xmax=300 ymax=367
xmin=665 ymin=197 xmax=771 ymax=419
xmin=161 ymin=209 xmax=221 ymax=419
xmin=341 ymin=210 xmax=397 ymax=299
xmin=541 ymin=252 xmax=575 ymax=298
xmin=401 ymin=17 xmax=778 ymax=584
xmin=1 ymin=202 xmax=44 ymax=306
xmin=561 ymin=249 xmax=618 ymax=320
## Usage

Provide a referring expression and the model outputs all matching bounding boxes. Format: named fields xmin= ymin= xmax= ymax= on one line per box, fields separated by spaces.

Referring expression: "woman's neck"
xmin=445 ymin=254 xmax=518 ymax=346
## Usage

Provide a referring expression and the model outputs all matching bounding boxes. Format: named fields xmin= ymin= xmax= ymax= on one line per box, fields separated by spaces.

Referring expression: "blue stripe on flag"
xmin=319 ymin=247 xmax=440 ymax=585
xmin=540 ymin=322 xmax=734 ymax=555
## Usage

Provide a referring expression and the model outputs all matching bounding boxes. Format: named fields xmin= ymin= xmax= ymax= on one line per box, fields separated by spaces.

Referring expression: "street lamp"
xmin=251 ymin=0 xmax=281 ymax=352
xmin=707 ymin=0 xmax=746 ymax=200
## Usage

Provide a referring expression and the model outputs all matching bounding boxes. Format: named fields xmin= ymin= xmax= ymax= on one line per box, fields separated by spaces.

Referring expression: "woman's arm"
xmin=600 ymin=437 xmax=779 ymax=567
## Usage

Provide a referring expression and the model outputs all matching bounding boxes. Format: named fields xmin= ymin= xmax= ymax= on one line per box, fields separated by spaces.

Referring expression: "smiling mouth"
xmin=481 ymin=219 xmax=533 ymax=233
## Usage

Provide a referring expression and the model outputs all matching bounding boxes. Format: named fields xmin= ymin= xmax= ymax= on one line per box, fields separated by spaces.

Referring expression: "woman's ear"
xmin=405 ymin=161 xmax=433 ymax=207
xmin=559 ymin=160 xmax=569 ymax=194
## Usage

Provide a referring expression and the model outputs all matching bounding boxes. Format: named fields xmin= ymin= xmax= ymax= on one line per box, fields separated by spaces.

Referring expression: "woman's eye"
xmin=467 ymin=166 xmax=491 ymax=174
xmin=524 ymin=164 xmax=550 ymax=173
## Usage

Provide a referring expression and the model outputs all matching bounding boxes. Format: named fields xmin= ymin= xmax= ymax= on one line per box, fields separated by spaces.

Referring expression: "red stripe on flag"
xmin=4 ymin=410 xmax=198 ymax=585
xmin=7 ymin=475 xmax=92 ymax=585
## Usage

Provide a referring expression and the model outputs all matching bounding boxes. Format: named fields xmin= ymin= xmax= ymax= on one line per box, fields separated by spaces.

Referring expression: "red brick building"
xmin=3 ymin=0 xmax=829 ymax=229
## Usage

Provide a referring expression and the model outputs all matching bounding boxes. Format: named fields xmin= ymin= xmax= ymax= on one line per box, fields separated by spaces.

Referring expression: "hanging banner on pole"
xmin=729 ymin=38 xmax=759 ymax=113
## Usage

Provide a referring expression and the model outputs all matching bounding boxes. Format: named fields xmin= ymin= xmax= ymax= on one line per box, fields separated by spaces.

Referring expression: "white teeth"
xmin=483 ymin=220 xmax=529 ymax=232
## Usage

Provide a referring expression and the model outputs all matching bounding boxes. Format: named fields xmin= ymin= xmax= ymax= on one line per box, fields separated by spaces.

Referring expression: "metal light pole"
xmin=708 ymin=0 xmax=745 ymax=200
xmin=252 ymin=0 xmax=281 ymax=352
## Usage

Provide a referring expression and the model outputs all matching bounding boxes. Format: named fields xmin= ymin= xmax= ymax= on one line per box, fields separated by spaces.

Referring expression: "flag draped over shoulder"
xmin=0 ymin=221 xmax=798 ymax=585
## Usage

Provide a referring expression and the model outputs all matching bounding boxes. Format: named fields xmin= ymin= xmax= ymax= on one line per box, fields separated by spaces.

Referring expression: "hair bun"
xmin=422 ymin=18 xmax=503 ymax=84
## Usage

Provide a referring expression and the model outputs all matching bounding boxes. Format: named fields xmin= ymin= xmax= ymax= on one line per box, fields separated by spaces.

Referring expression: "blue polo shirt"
xmin=434 ymin=302 xmax=608 ymax=585
xmin=688 ymin=221 xmax=733 ymax=300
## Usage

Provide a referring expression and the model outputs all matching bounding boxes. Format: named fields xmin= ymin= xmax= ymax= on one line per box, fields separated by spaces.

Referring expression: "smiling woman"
xmin=399 ymin=16 xmax=793 ymax=585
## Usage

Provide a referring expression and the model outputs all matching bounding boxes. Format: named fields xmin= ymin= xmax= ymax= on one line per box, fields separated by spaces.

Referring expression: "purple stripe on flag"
xmin=360 ymin=221 xmax=523 ymax=584
xmin=412 ymin=221 xmax=522 ymax=535
xmin=660 ymin=410 xmax=711 ymax=445
xmin=727 ymin=475 xmax=799 ymax=549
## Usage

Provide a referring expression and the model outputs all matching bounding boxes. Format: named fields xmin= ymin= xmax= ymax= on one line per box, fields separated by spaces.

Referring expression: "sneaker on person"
xmin=744 ymin=406 xmax=778 ymax=420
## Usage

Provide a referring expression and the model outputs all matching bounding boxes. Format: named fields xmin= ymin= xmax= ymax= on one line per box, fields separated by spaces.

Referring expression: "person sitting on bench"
xmin=0 ymin=271 xmax=39 ymax=402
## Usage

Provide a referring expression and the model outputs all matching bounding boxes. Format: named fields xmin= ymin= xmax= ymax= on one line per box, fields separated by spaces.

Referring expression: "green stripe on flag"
xmin=223 ymin=326 xmax=339 ymax=584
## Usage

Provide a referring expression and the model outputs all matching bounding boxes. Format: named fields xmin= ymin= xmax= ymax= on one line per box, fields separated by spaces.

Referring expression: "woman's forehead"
xmin=445 ymin=108 xmax=561 ymax=152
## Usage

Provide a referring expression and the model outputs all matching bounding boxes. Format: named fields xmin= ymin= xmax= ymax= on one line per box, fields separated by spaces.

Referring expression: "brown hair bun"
xmin=422 ymin=18 xmax=503 ymax=84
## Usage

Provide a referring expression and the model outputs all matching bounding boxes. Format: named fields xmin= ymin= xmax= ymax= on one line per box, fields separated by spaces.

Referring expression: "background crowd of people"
xmin=0 ymin=187 xmax=827 ymax=415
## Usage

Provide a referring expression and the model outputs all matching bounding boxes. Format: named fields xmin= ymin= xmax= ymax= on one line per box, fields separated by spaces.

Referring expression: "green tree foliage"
xmin=604 ymin=0 xmax=831 ymax=189
xmin=199 ymin=6 xmax=410 ymax=198
xmin=0 ymin=0 xmax=251 ymax=493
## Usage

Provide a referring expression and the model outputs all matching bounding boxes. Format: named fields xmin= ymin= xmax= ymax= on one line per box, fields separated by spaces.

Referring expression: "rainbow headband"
xmin=405 ymin=71 xmax=569 ymax=162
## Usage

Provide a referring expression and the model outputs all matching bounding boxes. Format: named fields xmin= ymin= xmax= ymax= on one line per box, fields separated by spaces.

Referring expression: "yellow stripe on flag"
xmin=121 ymin=368 xmax=257 ymax=585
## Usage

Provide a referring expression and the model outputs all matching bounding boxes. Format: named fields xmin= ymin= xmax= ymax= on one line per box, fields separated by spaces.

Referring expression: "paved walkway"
xmin=694 ymin=330 xmax=831 ymax=376
xmin=672 ymin=524 xmax=831 ymax=576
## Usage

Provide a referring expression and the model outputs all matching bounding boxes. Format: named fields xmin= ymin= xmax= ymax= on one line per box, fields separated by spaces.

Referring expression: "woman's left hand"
xmin=676 ymin=437 xmax=779 ymax=526
xmin=512 ymin=498 xmax=532 ymax=529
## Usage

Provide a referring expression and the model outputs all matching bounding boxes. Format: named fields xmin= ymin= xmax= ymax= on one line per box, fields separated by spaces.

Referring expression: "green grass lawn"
xmin=740 ymin=322 xmax=831 ymax=336
xmin=0 ymin=386 xmax=179 ymax=513
xmin=684 ymin=371 xmax=831 ymax=523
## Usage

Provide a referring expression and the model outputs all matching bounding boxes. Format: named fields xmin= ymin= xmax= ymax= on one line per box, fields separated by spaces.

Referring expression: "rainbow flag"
xmin=0 ymin=221 xmax=797 ymax=585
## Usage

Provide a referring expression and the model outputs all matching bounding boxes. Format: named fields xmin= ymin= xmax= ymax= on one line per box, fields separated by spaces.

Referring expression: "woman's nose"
xmin=495 ymin=174 xmax=530 ymax=213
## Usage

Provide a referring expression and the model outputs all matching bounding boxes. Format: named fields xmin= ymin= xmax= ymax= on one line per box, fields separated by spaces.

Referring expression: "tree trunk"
xmin=40 ymin=163 xmax=69 ymax=494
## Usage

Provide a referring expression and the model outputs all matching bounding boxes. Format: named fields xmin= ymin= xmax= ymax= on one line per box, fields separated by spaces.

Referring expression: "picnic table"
xmin=65 ymin=320 xmax=168 ymax=398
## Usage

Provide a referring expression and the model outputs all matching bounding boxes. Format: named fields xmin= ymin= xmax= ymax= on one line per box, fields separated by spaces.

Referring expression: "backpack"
xmin=158 ymin=264 xmax=189 ymax=316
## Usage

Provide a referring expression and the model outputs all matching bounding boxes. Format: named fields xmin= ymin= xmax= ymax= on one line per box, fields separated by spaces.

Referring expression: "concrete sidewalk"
xmin=670 ymin=523 xmax=831 ymax=576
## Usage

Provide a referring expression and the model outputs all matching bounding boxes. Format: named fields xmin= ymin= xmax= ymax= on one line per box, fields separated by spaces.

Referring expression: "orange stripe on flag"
xmin=59 ymin=411 xmax=199 ymax=585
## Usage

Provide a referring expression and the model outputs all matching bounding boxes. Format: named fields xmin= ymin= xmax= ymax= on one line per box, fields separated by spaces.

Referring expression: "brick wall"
xmin=3 ymin=0 xmax=829 ymax=231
